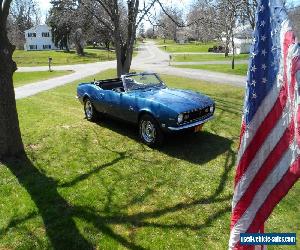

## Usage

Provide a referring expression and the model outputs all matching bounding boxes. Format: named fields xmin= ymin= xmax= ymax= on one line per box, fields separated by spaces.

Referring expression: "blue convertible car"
xmin=77 ymin=72 xmax=215 ymax=147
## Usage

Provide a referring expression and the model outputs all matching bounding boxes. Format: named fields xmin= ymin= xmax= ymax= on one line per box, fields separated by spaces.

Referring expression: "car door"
xmin=106 ymin=90 xmax=138 ymax=122
xmin=119 ymin=92 xmax=138 ymax=123
xmin=88 ymin=85 xmax=108 ymax=113
xmin=106 ymin=90 xmax=123 ymax=118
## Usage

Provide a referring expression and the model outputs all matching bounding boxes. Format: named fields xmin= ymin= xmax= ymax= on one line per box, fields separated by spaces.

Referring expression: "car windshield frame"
xmin=122 ymin=73 xmax=165 ymax=92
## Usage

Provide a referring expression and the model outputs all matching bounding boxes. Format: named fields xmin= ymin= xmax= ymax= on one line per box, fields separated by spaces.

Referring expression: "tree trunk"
xmin=74 ymin=28 xmax=85 ymax=56
xmin=115 ymin=41 xmax=133 ymax=77
xmin=105 ymin=41 xmax=110 ymax=50
xmin=114 ymin=11 xmax=137 ymax=77
xmin=0 ymin=21 xmax=24 ymax=159
xmin=114 ymin=34 xmax=126 ymax=77
xmin=173 ymin=26 xmax=177 ymax=42
xmin=75 ymin=44 xmax=84 ymax=56
xmin=230 ymin=22 xmax=235 ymax=70
xmin=231 ymin=34 xmax=235 ymax=70
xmin=75 ymin=45 xmax=84 ymax=56
xmin=225 ymin=29 xmax=230 ymax=57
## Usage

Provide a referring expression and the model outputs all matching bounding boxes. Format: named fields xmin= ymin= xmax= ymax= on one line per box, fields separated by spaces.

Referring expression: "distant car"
xmin=208 ymin=45 xmax=226 ymax=53
xmin=77 ymin=72 xmax=215 ymax=147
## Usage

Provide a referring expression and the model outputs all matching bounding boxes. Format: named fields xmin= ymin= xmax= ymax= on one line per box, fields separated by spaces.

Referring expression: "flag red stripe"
xmin=234 ymin=87 xmax=288 ymax=187
xmin=233 ymin=159 xmax=300 ymax=249
xmin=290 ymin=56 xmax=300 ymax=108
xmin=233 ymin=245 xmax=254 ymax=250
xmin=232 ymin=52 xmax=300 ymax=228
xmin=234 ymin=31 xmax=295 ymax=188
xmin=238 ymin=121 xmax=246 ymax=150
xmin=246 ymin=157 xmax=300 ymax=233
xmin=231 ymin=121 xmax=295 ymax=228
xmin=283 ymin=32 xmax=295 ymax=72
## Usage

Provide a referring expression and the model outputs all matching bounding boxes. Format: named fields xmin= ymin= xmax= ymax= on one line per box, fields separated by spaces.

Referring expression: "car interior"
xmin=94 ymin=78 xmax=125 ymax=92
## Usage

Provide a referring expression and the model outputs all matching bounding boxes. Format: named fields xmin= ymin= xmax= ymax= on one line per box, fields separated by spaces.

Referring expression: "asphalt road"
xmin=172 ymin=60 xmax=248 ymax=65
xmin=15 ymin=61 xmax=116 ymax=99
xmin=132 ymin=42 xmax=246 ymax=87
xmin=15 ymin=41 xmax=246 ymax=99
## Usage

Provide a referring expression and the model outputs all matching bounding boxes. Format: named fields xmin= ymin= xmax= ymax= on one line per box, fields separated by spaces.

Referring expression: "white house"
xmin=24 ymin=24 xmax=58 ymax=51
xmin=232 ymin=37 xmax=252 ymax=54
xmin=222 ymin=24 xmax=253 ymax=54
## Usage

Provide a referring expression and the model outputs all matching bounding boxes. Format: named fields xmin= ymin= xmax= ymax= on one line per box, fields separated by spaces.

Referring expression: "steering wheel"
xmin=112 ymin=87 xmax=125 ymax=93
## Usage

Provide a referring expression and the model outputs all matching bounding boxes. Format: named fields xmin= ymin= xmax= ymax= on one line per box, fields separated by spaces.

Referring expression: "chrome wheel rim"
xmin=85 ymin=100 xmax=93 ymax=119
xmin=141 ymin=120 xmax=156 ymax=143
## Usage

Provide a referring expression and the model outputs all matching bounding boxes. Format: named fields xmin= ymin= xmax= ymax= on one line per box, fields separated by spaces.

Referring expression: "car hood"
xmin=135 ymin=87 xmax=214 ymax=113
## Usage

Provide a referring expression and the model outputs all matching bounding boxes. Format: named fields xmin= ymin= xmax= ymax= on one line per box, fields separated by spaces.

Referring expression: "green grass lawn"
xmin=173 ymin=54 xmax=249 ymax=62
xmin=13 ymin=48 xmax=116 ymax=67
xmin=175 ymin=64 xmax=248 ymax=76
xmin=155 ymin=39 xmax=178 ymax=45
xmin=0 ymin=70 xmax=299 ymax=249
xmin=156 ymin=39 xmax=217 ymax=53
xmin=13 ymin=71 xmax=73 ymax=88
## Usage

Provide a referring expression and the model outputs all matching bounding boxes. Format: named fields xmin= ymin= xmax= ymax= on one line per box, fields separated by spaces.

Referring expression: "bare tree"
xmin=214 ymin=0 xmax=243 ymax=70
xmin=0 ymin=0 xmax=24 ymax=158
xmin=74 ymin=28 xmax=85 ymax=55
xmin=289 ymin=5 xmax=300 ymax=38
xmin=48 ymin=0 xmax=81 ymax=53
xmin=138 ymin=22 xmax=145 ymax=38
xmin=157 ymin=8 xmax=183 ymax=42
xmin=8 ymin=0 xmax=40 ymax=49
xmin=239 ymin=0 xmax=257 ymax=29
xmin=187 ymin=0 xmax=221 ymax=42
xmin=83 ymin=0 xmax=157 ymax=77
xmin=145 ymin=27 xmax=155 ymax=38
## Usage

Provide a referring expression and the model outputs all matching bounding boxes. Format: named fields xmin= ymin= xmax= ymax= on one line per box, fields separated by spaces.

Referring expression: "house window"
xmin=43 ymin=45 xmax=51 ymax=49
xmin=29 ymin=45 xmax=37 ymax=50
xmin=42 ymin=32 xmax=50 ymax=37
xmin=28 ymin=33 xmax=36 ymax=37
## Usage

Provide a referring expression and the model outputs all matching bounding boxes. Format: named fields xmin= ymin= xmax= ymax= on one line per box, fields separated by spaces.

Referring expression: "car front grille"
xmin=183 ymin=106 xmax=212 ymax=124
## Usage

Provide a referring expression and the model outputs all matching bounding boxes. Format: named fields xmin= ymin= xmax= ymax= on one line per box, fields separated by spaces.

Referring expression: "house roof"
xmin=25 ymin=24 xmax=51 ymax=33
xmin=234 ymin=24 xmax=253 ymax=39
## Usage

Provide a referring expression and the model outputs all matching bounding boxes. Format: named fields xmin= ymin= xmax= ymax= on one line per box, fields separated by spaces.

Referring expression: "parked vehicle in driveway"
xmin=77 ymin=72 xmax=215 ymax=147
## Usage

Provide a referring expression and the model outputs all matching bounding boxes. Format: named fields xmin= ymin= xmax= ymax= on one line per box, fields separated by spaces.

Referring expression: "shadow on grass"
xmin=1 ymin=129 xmax=235 ymax=249
xmin=70 ymin=145 xmax=235 ymax=240
xmin=95 ymin=117 xmax=233 ymax=164
xmin=2 ymin=156 xmax=94 ymax=250
xmin=3 ymin=155 xmax=146 ymax=249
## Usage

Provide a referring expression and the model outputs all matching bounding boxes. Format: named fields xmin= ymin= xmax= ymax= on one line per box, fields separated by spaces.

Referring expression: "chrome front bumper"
xmin=167 ymin=116 xmax=214 ymax=131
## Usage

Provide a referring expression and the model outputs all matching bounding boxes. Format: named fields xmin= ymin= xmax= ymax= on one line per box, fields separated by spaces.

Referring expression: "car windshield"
xmin=123 ymin=73 xmax=164 ymax=91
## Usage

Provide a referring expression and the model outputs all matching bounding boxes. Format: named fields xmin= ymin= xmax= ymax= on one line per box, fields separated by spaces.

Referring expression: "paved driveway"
xmin=16 ymin=42 xmax=246 ymax=99
xmin=172 ymin=60 xmax=248 ymax=65
xmin=132 ymin=42 xmax=246 ymax=87
xmin=15 ymin=61 xmax=116 ymax=99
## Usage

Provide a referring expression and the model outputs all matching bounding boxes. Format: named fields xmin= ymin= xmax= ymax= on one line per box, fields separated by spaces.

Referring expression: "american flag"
xmin=229 ymin=0 xmax=300 ymax=249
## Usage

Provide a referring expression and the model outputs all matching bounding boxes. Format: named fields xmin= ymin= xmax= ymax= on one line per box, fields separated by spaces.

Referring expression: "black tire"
xmin=84 ymin=98 xmax=100 ymax=121
xmin=139 ymin=114 xmax=164 ymax=147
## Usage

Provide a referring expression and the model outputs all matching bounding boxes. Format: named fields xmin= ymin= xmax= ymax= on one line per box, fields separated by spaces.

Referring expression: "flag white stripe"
xmin=229 ymin=140 xmax=299 ymax=249
xmin=237 ymin=82 xmax=279 ymax=161
xmin=236 ymin=19 xmax=291 ymax=164
xmin=230 ymin=3 xmax=300 ymax=250
xmin=232 ymin=102 xmax=290 ymax=208
xmin=233 ymin=42 xmax=300 ymax=208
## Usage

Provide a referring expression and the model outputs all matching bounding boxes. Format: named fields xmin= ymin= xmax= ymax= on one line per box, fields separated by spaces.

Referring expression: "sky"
xmin=37 ymin=0 xmax=193 ymax=23
xmin=38 ymin=0 xmax=300 ymax=24
xmin=38 ymin=0 xmax=51 ymax=19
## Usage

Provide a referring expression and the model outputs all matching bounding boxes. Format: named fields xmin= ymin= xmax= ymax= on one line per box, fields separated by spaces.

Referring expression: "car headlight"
xmin=210 ymin=106 xmax=214 ymax=113
xmin=178 ymin=114 xmax=184 ymax=123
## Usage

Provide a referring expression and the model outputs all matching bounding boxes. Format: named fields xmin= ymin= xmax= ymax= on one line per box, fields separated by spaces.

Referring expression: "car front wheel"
xmin=139 ymin=114 xmax=164 ymax=147
xmin=84 ymin=98 xmax=99 ymax=121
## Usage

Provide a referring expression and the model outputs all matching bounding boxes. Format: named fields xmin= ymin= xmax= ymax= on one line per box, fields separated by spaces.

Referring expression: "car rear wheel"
xmin=139 ymin=114 xmax=164 ymax=147
xmin=84 ymin=98 xmax=99 ymax=121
